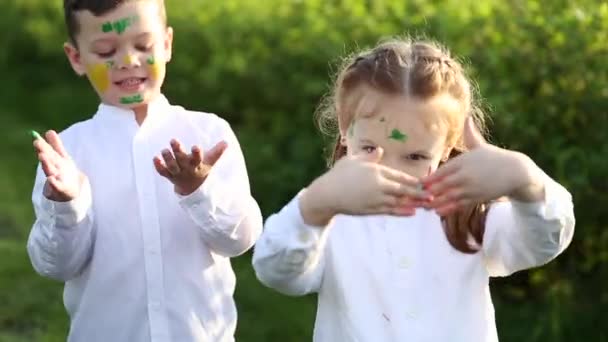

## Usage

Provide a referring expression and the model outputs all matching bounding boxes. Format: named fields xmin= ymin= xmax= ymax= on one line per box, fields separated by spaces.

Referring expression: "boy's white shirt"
xmin=253 ymin=173 xmax=575 ymax=342
xmin=27 ymin=94 xmax=263 ymax=342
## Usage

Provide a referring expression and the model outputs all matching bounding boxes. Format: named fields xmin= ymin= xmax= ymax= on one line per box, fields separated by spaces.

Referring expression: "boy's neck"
xmin=133 ymin=104 xmax=148 ymax=126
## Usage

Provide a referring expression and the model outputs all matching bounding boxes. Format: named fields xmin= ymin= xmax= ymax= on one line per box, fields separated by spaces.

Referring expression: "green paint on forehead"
xmin=348 ymin=121 xmax=355 ymax=137
xmin=120 ymin=94 xmax=143 ymax=104
xmin=101 ymin=16 xmax=139 ymax=35
xmin=146 ymin=56 xmax=155 ymax=65
xmin=388 ymin=128 xmax=408 ymax=142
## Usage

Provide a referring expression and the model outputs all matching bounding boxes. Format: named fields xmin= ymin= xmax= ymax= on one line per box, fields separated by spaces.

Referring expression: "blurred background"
xmin=0 ymin=0 xmax=606 ymax=341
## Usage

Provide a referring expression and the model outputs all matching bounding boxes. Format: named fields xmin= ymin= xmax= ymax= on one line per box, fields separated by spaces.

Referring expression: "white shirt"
xmin=252 ymin=174 xmax=575 ymax=342
xmin=27 ymin=95 xmax=263 ymax=342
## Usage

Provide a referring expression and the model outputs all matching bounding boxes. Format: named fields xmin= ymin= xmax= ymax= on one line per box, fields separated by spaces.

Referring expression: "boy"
xmin=27 ymin=1 xmax=263 ymax=341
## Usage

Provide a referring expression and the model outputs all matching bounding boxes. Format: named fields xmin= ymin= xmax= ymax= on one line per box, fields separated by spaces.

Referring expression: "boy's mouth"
xmin=114 ymin=77 xmax=147 ymax=92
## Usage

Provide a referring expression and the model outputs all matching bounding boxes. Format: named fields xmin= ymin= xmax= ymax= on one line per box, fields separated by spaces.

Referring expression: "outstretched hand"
xmin=154 ymin=139 xmax=227 ymax=195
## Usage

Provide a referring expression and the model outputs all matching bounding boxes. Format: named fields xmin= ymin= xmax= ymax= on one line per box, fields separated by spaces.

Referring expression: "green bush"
xmin=0 ymin=0 xmax=606 ymax=341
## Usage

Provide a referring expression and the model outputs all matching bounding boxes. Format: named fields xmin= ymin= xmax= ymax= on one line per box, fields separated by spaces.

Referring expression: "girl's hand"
xmin=154 ymin=139 xmax=227 ymax=195
xmin=422 ymin=117 xmax=545 ymax=216
xmin=33 ymin=130 xmax=86 ymax=202
xmin=299 ymin=148 xmax=431 ymax=226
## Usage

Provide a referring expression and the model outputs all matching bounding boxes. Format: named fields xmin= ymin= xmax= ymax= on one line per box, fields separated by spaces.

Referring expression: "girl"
xmin=252 ymin=39 xmax=575 ymax=341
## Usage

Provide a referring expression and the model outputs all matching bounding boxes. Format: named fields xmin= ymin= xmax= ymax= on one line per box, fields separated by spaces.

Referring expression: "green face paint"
xmin=101 ymin=16 xmax=138 ymax=35
xmin=388 ymin=128 xmax=408 ymax=142
xmin=146 ymin=56 xmax=155 ymax=65
xmin=120 ymin=94 xmax=143 ymax=105
xmin=348 ymin=122 xmax=355 ymax=137
xmin=105 ymin=60 xmax=115 ymax=68
xmin=30 ymin=130 xmax=42 ymax=141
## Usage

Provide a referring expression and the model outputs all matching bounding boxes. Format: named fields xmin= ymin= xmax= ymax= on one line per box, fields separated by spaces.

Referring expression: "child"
xmin=27 ymin=0 xmax=262 ymax=341
xmin=252 ymin=39 xmax=575 ymax=341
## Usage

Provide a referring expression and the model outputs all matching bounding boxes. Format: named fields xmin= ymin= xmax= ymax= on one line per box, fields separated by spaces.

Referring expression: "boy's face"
xmin=64 ymin=1 xmax=172 ymax=109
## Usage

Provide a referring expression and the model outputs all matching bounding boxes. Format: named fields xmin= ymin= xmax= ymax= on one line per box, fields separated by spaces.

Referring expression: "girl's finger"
xmin=428 ymin=188 xmax=467 ymax=209
xmin=45 ymin=130 xmax=69 ymax=158
xmin=190 ymin=145 xmax=203 ymax=166
xmin=435 ymin=199 xmax=470 ymax=216
xmin=427 ymin=173 xmax=466 ymax=196
xmin=170 ymin=139 xmax=190 ymax=169
xmin=162 ymin=149 xmax=180 ymax=175
xmin=153 ymin=156 xmax=172 ymax=179
xmin=422 ymin=161 xmax=461 ymax=187
xmin=380 ymin=167 xmax=420 ymax=187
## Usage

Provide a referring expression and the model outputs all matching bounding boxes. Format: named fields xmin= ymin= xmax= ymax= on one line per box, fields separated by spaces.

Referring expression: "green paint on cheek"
xmin=120 ymin=94 xmax=143 ymax=104
xmin=146 ymin=56 xmax=155 ymax=65
xmin=105 ymin=60 xmax=115 ymax=68
xmin=388 ymin=128 xmax=408 ymax=142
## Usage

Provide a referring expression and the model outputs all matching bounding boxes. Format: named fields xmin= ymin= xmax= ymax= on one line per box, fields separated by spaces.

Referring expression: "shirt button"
xmin=398 ymin=257 xmax=411 ymax=269
xmin=298 ymin=230 xmax=311 ymax=244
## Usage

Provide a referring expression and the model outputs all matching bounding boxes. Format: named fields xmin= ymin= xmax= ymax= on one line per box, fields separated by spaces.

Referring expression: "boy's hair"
xmin=64 ymin=0 xmax=167 ymax=45
xmin=317 ymin=38 xmax=491 ymax=254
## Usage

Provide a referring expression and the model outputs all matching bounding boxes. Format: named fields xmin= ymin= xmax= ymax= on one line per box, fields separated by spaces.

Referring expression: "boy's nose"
xmin=119 ymin=54 xmax=140 ymax=69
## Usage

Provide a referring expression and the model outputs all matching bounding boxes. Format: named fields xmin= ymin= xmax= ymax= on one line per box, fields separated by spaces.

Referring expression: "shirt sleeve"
xmin=482 ymin=171 xmax=575 ymax=277
xmin=178 ymin=119 xmax=263 ymax=257
xmin=26 ymin=165 xmax=95 ymax=281
xmin=252 ymin=192 xmax=330 ymax=296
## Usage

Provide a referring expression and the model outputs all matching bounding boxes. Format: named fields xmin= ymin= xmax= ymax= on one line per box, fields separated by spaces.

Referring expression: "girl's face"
xmin=342 ymin=86 xmax=461 ymax=179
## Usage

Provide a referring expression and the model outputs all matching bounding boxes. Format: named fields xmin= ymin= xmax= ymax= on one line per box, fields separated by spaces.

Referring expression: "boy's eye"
xmin=136 ymin=45 xmax=153 ymax=52
xmin=97 ymin=50 xmax=116 ymax=58
xmin=362 ymin=145 xmax=377 ymax=153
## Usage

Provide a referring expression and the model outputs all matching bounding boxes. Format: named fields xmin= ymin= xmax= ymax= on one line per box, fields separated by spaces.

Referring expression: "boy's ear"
xmin=64 ymin=42 xmax=87 ymax=76
xmin=163 ymin=27 xmax=174 ymax=62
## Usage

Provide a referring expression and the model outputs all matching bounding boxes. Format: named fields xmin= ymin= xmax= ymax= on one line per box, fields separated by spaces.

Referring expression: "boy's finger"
xmin=45 ymin=130 xmax=69 ymax=158
xmin=39 ymin=153 xmax=59 ymax=177
xmin=153 ymin=156 xmax=172 ymax=179
xmin=170 ymin=139 xmax=190 ymax=169
xmin=203 ymin=141 xmax=227 ymax=167
xmin=190 ymin=146 xmax=203 ymax=166
xmin=161 ymin=149 xmax=180 ymax=175
xmin=33 ymin=138 xmax=60 ymax=159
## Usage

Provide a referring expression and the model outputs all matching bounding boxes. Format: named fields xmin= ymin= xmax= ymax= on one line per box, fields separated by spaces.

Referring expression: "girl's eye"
xmin=405 ymin=154 xmax=428 ymax=161
xmin=97 ymin=50 xmax=116 ymax=58
xmin=362 ymin=146 xmax=377 ymax=153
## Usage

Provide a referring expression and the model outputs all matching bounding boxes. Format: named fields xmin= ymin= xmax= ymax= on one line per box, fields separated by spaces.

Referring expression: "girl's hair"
xmin=316 ymin=38 xmax=489 ymax=253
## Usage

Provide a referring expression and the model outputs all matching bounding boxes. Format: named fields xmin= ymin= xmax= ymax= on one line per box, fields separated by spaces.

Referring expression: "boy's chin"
xmin=101 ymin=92 xmax=159 ymax=109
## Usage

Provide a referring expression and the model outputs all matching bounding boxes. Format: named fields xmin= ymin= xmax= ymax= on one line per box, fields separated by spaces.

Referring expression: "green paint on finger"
xmin=120 ymin=94 xmax=143 ymax=104
xmin=30 ymin=130 xmax=42 ymax=141
xmin=388 ymin=128 xmax=407 ymax=142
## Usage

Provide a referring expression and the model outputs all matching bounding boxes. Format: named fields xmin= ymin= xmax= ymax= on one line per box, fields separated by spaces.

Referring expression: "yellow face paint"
xmin=123 ymin=55 xmax=137 ymax=66
xmin=146 ymin=56 xmax=161 ymax=80
xmin=87 ymin=63 xmax=110 ymax=93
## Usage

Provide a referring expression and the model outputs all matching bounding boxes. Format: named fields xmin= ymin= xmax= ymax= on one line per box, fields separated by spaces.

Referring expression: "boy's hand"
xmin=154 ymin=139 xmax=227 ymax=196
xmin=33 ymin=130 xmax=86 ymax=202
xmin=422 ymin=117 xmax=545 ymax=216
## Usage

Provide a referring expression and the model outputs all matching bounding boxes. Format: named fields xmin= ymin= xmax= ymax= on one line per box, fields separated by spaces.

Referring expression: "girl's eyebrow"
xmin=359 ymin=138 xmax=377 ymax=145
